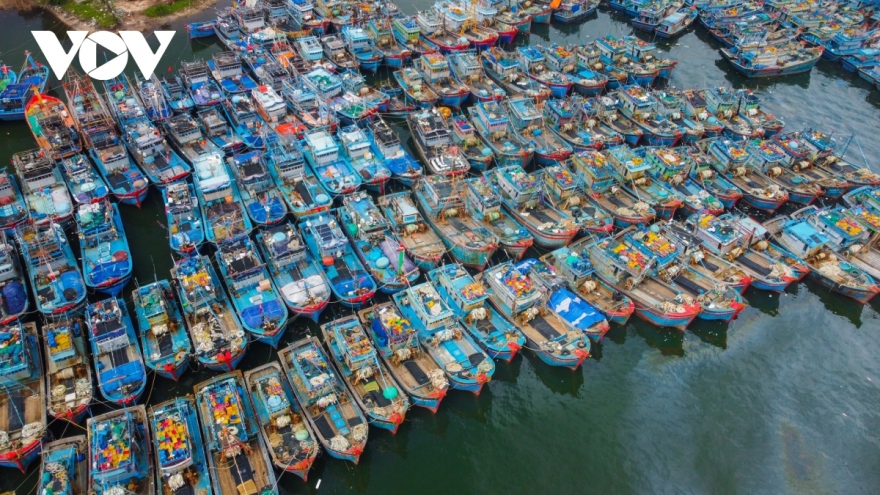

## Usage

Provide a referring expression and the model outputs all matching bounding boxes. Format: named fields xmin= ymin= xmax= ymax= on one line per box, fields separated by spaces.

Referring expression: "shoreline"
xmin=1 ymin=0 xmax=220 ymax=31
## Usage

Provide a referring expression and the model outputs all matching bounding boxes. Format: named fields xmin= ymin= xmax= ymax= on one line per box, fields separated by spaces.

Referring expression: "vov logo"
xmin=32 ymin=31 xmax=175 ymax=81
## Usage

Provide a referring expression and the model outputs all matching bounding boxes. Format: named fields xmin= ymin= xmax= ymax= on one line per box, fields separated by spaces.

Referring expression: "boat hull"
xmin=808 ymin=272 xmax=879 ymax=304
xmin=0 ymin=438 xmax=42 ymax=472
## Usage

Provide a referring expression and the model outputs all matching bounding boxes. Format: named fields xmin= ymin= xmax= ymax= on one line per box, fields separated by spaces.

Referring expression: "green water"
xmin=1 ymin=4 xmax=880 ymax=494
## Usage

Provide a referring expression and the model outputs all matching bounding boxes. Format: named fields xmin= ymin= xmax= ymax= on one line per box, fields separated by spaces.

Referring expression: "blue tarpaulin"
xmin=549 ymin=288 xmax=605 ymax=331
xmin=241 ymin=299 xmax=286 ymax=329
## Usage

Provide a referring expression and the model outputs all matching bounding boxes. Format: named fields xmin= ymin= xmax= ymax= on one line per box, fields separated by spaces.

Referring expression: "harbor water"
xmin=1 ymin=3 xmax=880 ymax=494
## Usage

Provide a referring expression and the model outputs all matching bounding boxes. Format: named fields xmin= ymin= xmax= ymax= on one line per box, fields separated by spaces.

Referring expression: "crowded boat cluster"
xmin=0 ymin=0 xmax=880 ymax=493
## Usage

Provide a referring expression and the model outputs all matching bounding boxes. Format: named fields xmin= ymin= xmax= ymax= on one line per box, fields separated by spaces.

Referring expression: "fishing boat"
xmin=643 ymin=146 xmax=725 ymax=215
xmin=357 ymin=302 xmax=448 ymax=412
xmin=302 ymin=129 xmax=361 ymax=198
xmin=467 ymin=99 xmax=532 ymax=167
xmin=541 ymin=241 xmax=636 ymax=325
xmin=63 ymin=74 xmax=149 ymax=206
xmin=76 ymin=201 xmax=132 ymax=296
xmin=193 ymin=372 xmax=277 ymax=495
xmin=288 ymin=0 xmax=329 ymax=34
xmin=617 ymin=86 xmax=684 ymax=146
xmin=542 ymin=98 xmax=611 ymax=151
xmin=171 ymin=255 xmax=247 ymax=371
xmin=86 ymin=297 xmax=147 ymax=405
xmin=15 ymin=222 xmax=85 ymax=318
xmin=406 ymin=108 xmax=471 ymax=176
xmin=0 ymin=52 xmax=48 ymax=121
xmin=587 ymin=233 xmax=700 ymax=330
xmin=39 ymin=436 xmax=88 ymax=495
xmin=418 ymin=8 xmax=469 ymax=53
xmin=577 ymin=43 xmax=629 ymax=90
xmin=196 ymin=107 xmax=244 ymax=156
xmin=377 ymin=192 xmax=446 ymax=271
xmin=686 ymin=148 xmax=743 ymax=208
xmin=162 ymin=182 xmax=205 ymax=254
xmin=256 ymin=222 xmax=330 ymax=322
xmin=341 ymin=26 xmax=382 ymax=72
xmin=415 ymin=52 xmax=470 ymax=108
xmin=414 ymin=174 xmax=499 ymax=268
xmin=287 ymin=72 xmax=338 ymax=132
xmin=148 ymin=397 xmax=212 ymax=495
xmin=722 ymin=41 xmax=823 ymax=78
xmin=802 ymin=135 xmax=880 ymax=190
xmin=463 ymin=176 xmax=535 ymax=258
xmin=87 ymin=406 xmax=154 ymax=495
xmin=159 ymin=74 xmax=195 ymax=113
xmin=134 ymin=72 xmax=172 ymax=121
xmin=25 ymin=92 xmax=81 ymax=160
xmin=393 ymin=66 xmax=440 ymax=109
xmin=772 ymin=131 xmax=849 ymax=199
xmin=244 ymin=362 xmax=320 ymax=479
xmin=279 ymin=336 xmax=368 ymax=463
xmin=366 ymin=118 xmax=423 ymax=186
xmin=742 ymin=139 xmax=822 ymax=205
xmin=338 ymin=192 xmax=420 ymax=294
xmin=43 ymin=318 xmax=92 ymax=423
xmin=681 ymin=89 xmax=725 ymax=138
xmin=569 ymin=150 xmax=656 ymax=228
xmin=654 ymin=91 xmax=705 ymax=144
xmin=736 ymin=89 xmax=783 ymax=137
xmin=0 ymin=323 xmax=46 ymax=472
xmin=107 ymin=76 xmax=191 ymax=186
xmin=265 ymin=138 xmax=333 ymax=219
xmin=701 ymin=87 xmax=762 ymax=141
xmin=180 ymin=60 xmax=223 ymax=107
xmin=589 ymin=95 xmax=645 ymax=146
xmin=448 ymin=49 xmax=506 ymax=102
xmin=734 ymin=214 xmax=812 ymax=282
xmin=656 ymin=5 xmax=699 ymax=37
xmin=215 ymin=238 xmax=289 ymax=347
xmin=58 ymin=153 xmax=109 ymax=206
xmin=392 ymin=282 xmax=494 ymax=393
xmin=650 ymin=249 xmax=746 ymax=321
xmin=227 ymin=151 xmax=288 ymax=226
xmin=763 ymin=211 xmax=879 ymax=303
xmin=392 ymin=15 xmax=435 ymax=57
xmin=338 ymin=125 xmax=392 ymax=193
xmin=697 ymin=138 xmax=788 ymax=212
xmin=165 ymin=113 xmax=252 ymax=245
xmin=481 ymin=48 xmax=551 ymax=101
xmin=11 ymin=149 xmax=73 ymax=225
xmin=321 ymin=316 xmax=410 ymax=432
xmin=540 ymin=164 xmax=614 ymax=234
xmin=187 ymin=20 xmax=217 ymax=38
xmin=218 ymin=94 xmax=265 ymax=151
xmin=252 ymin=84 xmax=306 ymax=139
xmin=367 ymin=17 xmax=413 ymax=68
xmin=0 ymin=172 xmax=26 ymax=231
xmin=429 ymin=264 xmax=525 ymax=362
xmin=300 ymin=211 xmax=377 ymax=308
xmin=506 ymin=96 xmax=573 ymax=165
xmin=321 ymin=35 xmax=360 ymax=72
xmin=133 ymin=280 xmax=191 ymax=381
xmin=209 ymin=51 xmax=258 ymax=95
xmin=515 ymin=45 xmax=571 ymax=98
xmin=447 ymin=112 xmax=493 ymax=170
xmin=553 ymin=0 xmax=597 ymax=23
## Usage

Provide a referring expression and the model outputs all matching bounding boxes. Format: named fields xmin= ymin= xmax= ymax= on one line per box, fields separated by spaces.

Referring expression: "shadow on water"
xmin=604 ymin=322 xmax=628 ymax=346
xmin=632 ymin=320 xmax=685 ymax=357
xmin=523 ymin=351 xmax=585 ymax=396
xmin=801 ymin=278 xmax=866 ymax=328
xmin=490 ymin=352 xmax=523 ymax=384
xmin=688 ymin=319 xmax=729 ymax=349
xmin=780 ymin=421 xmax=828 ymax=495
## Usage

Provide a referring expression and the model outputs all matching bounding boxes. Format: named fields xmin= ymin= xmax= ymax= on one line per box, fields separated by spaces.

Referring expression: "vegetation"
xmin=144 ymin=0 xmax=193 ymax=17
xmin=58 ymin=0 xmax=118 ymax=28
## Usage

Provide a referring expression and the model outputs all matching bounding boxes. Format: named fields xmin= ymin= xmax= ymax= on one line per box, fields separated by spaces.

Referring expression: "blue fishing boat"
xmin=0 ymin=323 xmax=46 ymax=472
xmin=300 ymin=211 xmax=377 ymax=308
xmin=198 ymin=106 xmax=246 ymax=156
xmin=540 ymin=164 xmax=614 ymax=235
xmin=463 ymin=176 xmax=535 ymax=258
xmin=11 ymin=149 xmax=73 ymax=226
xmin=186 ymin=20 xmax=217 ymax=38
xmin=515 ymin=45 xmax=571 ymax=98
xmin=643 ymin=147 xmax=725 ymax=215
xmin=303 ymin=130 xmax=362 ymax=198
xmin=227 ymin=151 xmax=288 ymax=226
xmin=165 ymin=113 xmax=252 ymax=245
xmin=133 ymin=71 xmax=172 ymax=121
xmin=39 ymin=436 xmax=88 ymax=495
xmin=285 ymin=73 xmax=338 ymax=132
xmin=616 ymin=85 xmax=684 ymax=146
xmin=338 ymin=192 xmax=420 ymax=295
xmin=63 ymin=74 xmax=149 ymax=206
xmin=393 ymin=66 xmax=440 ymax=109
xmin=193 ymin=372 xmax=278 ymax=495
xmin=209 ymin=51 xmax=258 ymax=95
xmin=448 ymin=112 xmax=494 ymax=170
xmin=686 ymin=148 xmax=743 ymax=208
xmin=771 ymin=131 xmax=849 ymax=199
xmin=414 ymin=174 xmax=499 ymax=268
xmin=0 ymin=52 xmax=47 ymax=121
xmin=367 ymin=17 xmax=413 ymax=68
xmin=448 ymin=49 xmax=506 ymax=103
xmin=366 ymin=118 xmax=423 ymax=186
xmin=148 ymin=397 xmax=212 ymax=495
xmin=265 ymin=138 xmax=332 ymax=219
xmin=393 ymin=15 xmax=434 ymax=57
xmin=215 ymin=238 xmax=289 ymax=347
xmin=86 ymin=297 xmax=147 ymax=405
xmin=392 ymin=282 xmax=495 ymax=394
xmin=722 ymin=41 xmax=823 ymax=78
xmin=279 ymin=337 xmax=369 ymax=464
xmin=159 ymin=75 xmax=195 ymax=113
xmin=654 ymin=91 xmax=705 ymax=144
xmin=744 ymin=139 xmax=823 ymax=205
xmin=87 ymin=406 xmax=154 ymax=495
xmin=171 ymin=255 xmax=247 ymax=371
xmin=43 ymin=319 xmax=93 ymax=423
xmin=485 ymin=165 xmax=579 ymax=248
xmin=764 ymin=211 xmax=880 ymax=304
xmin=0 ymin=172 xmax=26 ymax=230
xmin=576 ymin=42 xmax=628 ymax=90
xmin=467 ymin=99 xmax=532 ymax=167
xmin=288 ymin=0 xmax=329 ymax=34
xmin=696 ymin=138 xmax=789 ymax=212
xmin=430 ymin=263 xmax=525 ymax=362
xmin=377 ymin=193 xmax=446 ymax=271
xmin=180 ymin=60 xmax=223 ymax=107
xmin=321 ymin=316 xmax=410 ymax=432
xmin=842 ymin=46 xmax=880 ymax=72
xmin=16 ymin=222 xmax=85 ymax=318
xmin=162 ymin=182 xmax=205 ymax=255
xmin=134 ymin=280 xmax=191 ymax=381
xmin=244 ymin=362 xmax=320 ymax=479
xmin=337 ymin=125 xmax=392 ymax=193
xmin=406 ymin=108 xmax=471 ymax=176
xmin=357 ymin=302 xmax=449 ymax=412
xmin=416 ymin=52 xmax=470 ymax=108
xmin=480 ymin=48 xmax=552 ymax=101
xmin=506 ymin=96 xmax=573 ymax=165
xmin=76 ymin=201 xmax=132 ymax=296
xmin=341 ymin=26 xmax=383 ymax=72
xmin=221 ymin=94 xmax=266 ymax=150
xmin=553 ymin=0 xmax=597 ymax=23
xmin=58 ymin=153 xmax=109 ymax=206
xmin=542 ymin=98 xmax=614 ymax=151
xmin=256 ymin=222 xmax=330 ymax=322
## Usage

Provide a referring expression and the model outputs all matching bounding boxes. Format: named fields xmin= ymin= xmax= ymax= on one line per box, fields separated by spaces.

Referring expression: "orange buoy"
xmin=322 ymin=255 xmax=334 ymax=267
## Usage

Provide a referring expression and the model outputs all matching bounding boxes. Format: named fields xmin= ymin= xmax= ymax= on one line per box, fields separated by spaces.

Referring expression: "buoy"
xmin=294 ymin=429 xmax=310 ymax=441
xmin=272 ymin=232 xmax=286 ymax=243
xmin=376 ymin=256 xmax=390 ymax=269
xmin=316 ymin=194 xmax=330 ymax=204
xmin=481 ymin=148 xmax=492 ymax=157
xmin=322 ymin=255 xmax=334 ymax=266
xmin=503 ymin=227 xmax=515 ymax=236
xmin=383 ymin=386 xmax=399 ymax=400
xmin=533 ymin=128 xmax=542 ymax=136
xmin=650 ymin=224 xmax=660 ymax=233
